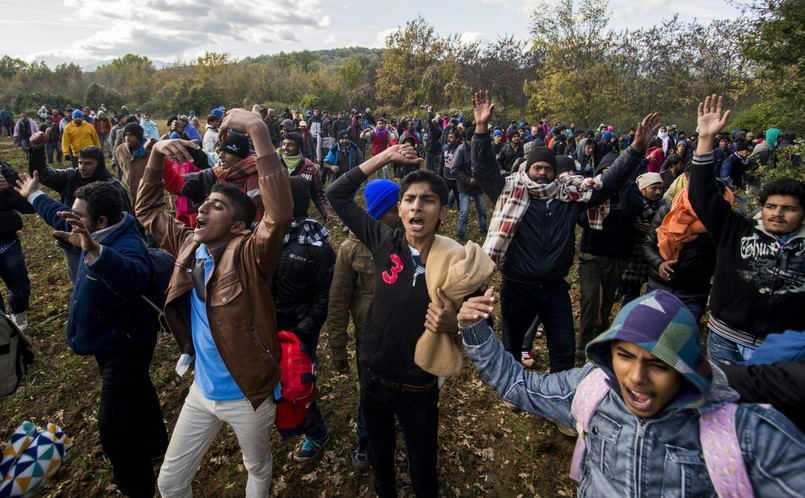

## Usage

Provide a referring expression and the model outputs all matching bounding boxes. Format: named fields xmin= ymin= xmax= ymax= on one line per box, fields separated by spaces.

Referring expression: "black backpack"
xmin=0 ymin=314 xmax=34 ymax=398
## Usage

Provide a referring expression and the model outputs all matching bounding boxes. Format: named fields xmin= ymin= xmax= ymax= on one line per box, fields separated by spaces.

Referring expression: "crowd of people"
xmin=0 ymin=90 xmax=803 ymax=497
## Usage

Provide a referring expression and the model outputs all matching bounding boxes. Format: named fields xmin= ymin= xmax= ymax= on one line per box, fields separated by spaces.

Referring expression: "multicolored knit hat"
xmin=586 ymin=290 xmax=713 ymax=410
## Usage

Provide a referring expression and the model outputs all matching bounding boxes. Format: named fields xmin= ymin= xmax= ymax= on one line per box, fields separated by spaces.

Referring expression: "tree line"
xmin=1 ymin=0 xmax=801 ymax=133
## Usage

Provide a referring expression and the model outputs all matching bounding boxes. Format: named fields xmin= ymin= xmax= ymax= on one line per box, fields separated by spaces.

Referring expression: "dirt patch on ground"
xmin=1 ymin=137 xmax=585 ymax=497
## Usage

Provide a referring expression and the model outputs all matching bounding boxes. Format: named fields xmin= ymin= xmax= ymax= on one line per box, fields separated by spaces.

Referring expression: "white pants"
xmin=158 ymin=381 xmax=276 ymax=497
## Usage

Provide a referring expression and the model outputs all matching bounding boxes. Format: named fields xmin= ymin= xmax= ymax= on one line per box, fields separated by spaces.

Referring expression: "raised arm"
xmin=470 ymin=90 xmax=505 ymax=201
xmin=586 ymin=112 xmax=659 ymax=206
xmin=459 ymin=289 xmax=588 ymax=427
xmin=223 ymin=109 xmax=292 ymax=277
xmin=688 ymin=95 xmax=745 ymax=243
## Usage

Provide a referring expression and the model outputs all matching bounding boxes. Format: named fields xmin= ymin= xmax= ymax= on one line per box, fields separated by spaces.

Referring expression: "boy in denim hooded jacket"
xmin=460 ymin=289 xmax=805 ymax=496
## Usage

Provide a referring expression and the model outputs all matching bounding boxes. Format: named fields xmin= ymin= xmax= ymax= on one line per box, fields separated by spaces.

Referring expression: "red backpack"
xmin=274 ymin=331 xmax=317 ymax=437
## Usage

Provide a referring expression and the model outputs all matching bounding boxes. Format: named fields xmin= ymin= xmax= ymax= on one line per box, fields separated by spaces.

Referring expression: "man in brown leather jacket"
xmin=135 ymin=108 xmax=292 ymax=497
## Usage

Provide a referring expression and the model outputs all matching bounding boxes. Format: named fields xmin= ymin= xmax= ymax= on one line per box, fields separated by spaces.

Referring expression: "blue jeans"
xmin=0 ymin=240 xmax=31 ymax=315
xmin=46 ymin=141 xmax=62 ymax=164
xmin=361 ymin=370 xmax=438 ymax=497
xmin=707 ymin=331 xmax=756 ymax=366
xmin=647 ymin=281 xmax=708 ymax=325
xmin=457 ymin=192 xmax=487 ymax=238
xmin=501 ymin=278 xmax=575 ymax=372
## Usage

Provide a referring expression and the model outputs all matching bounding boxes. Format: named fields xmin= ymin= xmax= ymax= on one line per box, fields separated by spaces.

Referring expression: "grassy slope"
xmin=0 ymin=135 xmax=581 ymax=497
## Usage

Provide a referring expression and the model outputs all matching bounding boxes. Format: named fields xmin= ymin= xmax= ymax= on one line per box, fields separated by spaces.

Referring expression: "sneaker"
xmin=352 ymin=437 xmax=370 ymax=471
xmin=294 ymin=433 xmax=331 ymax=462
xmin=11 ymin=312 xmax=28 ymax=331
xmin=521 ymin=351 xmax=536 ymax=368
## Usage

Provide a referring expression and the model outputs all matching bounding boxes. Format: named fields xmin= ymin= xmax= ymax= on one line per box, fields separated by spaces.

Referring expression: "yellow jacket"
xmin=62 ymin=121 xmax=100 ymax=156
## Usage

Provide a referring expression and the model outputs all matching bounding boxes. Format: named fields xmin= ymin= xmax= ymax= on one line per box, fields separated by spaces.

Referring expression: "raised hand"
xmin=53 ymin=211 xmax=101 ymax=257
xmin=472 ymin=90 xmax=495 ymax=132
xmin=15 ymin=171 xmax=40 ymax=199
xmin=30 ymin=131 xmax=46 ymax=149
xmin=631 ymin=112 xmax=661 ymax=153
xmin=697 ymin=94 xmax=731 ymax=139
xmin=152 ymin=138 xmax=199 ymax=165
xmin=385 ymin=143 xmax=422 ymax=166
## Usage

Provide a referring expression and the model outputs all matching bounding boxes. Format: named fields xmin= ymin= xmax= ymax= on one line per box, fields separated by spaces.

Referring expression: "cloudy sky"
xmin=1 ymin=0 xmax=740 ymax=68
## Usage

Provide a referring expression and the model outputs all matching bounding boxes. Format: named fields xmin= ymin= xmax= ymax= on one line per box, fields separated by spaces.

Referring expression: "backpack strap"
xmin=700 ymin=403 xmax=755 ymax=498
xmin=569 ymin=368 xmax=610 ymax=481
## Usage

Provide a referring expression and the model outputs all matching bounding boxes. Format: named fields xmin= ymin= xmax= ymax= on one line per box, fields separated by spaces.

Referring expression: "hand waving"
xmin=697 ymin=94 xmax=731 ymax=139
xmin=15 ymin=171 xmax=40 ymax=199
xmin=631 ymin=112 xmax=661 ymax=153
xmin=472 ymin=90 xmax=495 ymax=132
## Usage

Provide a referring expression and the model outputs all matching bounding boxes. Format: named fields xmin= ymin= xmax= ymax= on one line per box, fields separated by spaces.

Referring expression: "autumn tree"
xmin=375 ymin=16 xmax=450 ymax=110
xmin=736 ymin=0 xmax=804 ymax=130
xmin=94 ymin=54 xmax=156 ymax=105
xmin=525 ymin=0 xmax=621 ymax=128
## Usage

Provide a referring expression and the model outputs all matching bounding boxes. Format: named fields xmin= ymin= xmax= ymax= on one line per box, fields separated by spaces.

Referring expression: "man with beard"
xmin=115 ymin=123 xmax=156 ymax=208
xmin=17 ymin=176 xmax=167 ymax=497
xmin=323 ymin=130 xmax=364 ymax=182
xmin=472 ymin=90 xmax=657 ymax=375
xmin=497 ymin=131 xmax=524 ymax=174
xmin=29 ymin=130 xmax=130 ymax=282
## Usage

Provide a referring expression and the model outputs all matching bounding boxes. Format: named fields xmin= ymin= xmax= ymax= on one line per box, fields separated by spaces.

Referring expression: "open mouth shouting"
xmin=408 ymin=216 xmax=425 ymax=232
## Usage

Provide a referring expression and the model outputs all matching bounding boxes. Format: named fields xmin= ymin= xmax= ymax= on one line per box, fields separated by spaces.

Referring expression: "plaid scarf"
xmin=213 ymin=156 xmax=262 ymax=219
xmin=483 ymin=168 xmax=605 ymax=265
xmin=559 ymin=172 xmax=608 ymax=230
xmin=283 ymin=217 xmax=329 ymax=246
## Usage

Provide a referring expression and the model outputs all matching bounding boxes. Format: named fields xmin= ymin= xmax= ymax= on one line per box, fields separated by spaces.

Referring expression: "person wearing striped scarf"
xmin=471 ymin=90 xmax=659 ymax=372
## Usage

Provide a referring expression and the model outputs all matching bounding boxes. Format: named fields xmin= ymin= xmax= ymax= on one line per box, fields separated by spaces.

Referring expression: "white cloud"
xmin=373 ymin=28 xmax=398 ymax=48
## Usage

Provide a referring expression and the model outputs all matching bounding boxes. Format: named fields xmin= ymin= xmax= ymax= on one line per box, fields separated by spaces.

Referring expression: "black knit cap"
xmin=527 ymin=146 xmax=557 ymax=171
xmin=220 ymin=133 xmax=250 ymax=158
xmin=556 ymin=155 xmax=576 ymax=176
xmin=595 ymin=152 xmax=619 ymax=175
xmin=123 ymin=122 xmax=144 ymax=142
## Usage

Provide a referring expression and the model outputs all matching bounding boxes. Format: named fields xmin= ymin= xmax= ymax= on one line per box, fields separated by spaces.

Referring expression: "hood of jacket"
xmin=585 ymin=290 xmax=714 ymax=412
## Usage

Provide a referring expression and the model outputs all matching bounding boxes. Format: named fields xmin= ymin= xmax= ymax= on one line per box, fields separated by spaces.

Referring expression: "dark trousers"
xmin=46 ymin=142 xmax=62 ymax=164
xmin=500 ymin=278 xmax=575 ymax=372
xmin=355 ymin=341 xmax=367 ymax=439
xmin=95 ymin=334 xmax=167 ymax=498
xmin=0 ymin=240 xmax=30 ymax=315
xmin=361 ymin=371 xmax=438 ymax=498
xmin=577 ymin=254 xmax=628 ymax=349
xmin=426 ymin=151 xmax=439 ymax=174
xmin=299 ymin=352 xmax=328 ymax=441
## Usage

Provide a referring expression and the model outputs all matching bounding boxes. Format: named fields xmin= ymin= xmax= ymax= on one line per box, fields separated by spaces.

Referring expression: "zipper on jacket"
xmin=250 ymin=328 xmax=277 ymax=366
xmin=634 ymin=418 xmax=646 ymax=497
